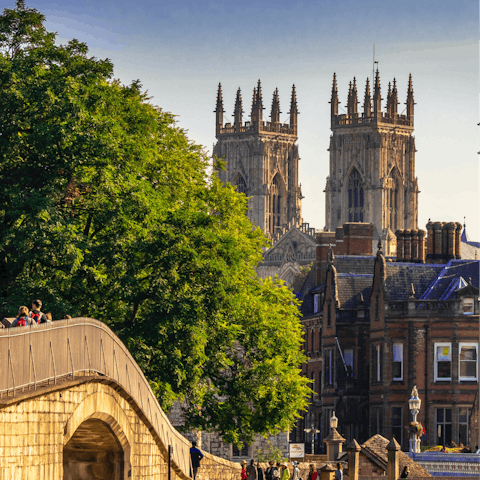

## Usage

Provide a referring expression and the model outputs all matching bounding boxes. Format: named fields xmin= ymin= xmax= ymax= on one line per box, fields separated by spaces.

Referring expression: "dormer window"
xmin=463 ymin=298 xmax=474 ymax=315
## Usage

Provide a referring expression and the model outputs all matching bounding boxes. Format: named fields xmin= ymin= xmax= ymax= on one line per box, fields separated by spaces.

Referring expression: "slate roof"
xmin=333 ymin=256 xmax=375 ymax=275
xmin=420 ymin=259 xmax=480 ymax=300
xmin=385 ymin=263 xmax=444 ymax=301
xmin=337 ymin=274 xmax=373 ymax=309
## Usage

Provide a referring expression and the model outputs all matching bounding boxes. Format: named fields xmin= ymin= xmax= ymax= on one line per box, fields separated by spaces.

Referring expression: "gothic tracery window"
xmin=347 ymin=169 xmax=364 ymax=222
xmin=235 ymin=175 xmax=247 ymax=195
xmin=269 ymin=174 xmax=282 ymax=235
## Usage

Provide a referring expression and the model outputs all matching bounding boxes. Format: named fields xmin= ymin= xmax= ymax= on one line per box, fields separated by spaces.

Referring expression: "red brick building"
xmin=292 ymin=222 xmax=479 ymax=451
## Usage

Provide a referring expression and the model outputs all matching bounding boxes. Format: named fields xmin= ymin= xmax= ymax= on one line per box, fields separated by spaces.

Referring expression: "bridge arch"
xmin=63 ymin=390 xmax=133 ymax=479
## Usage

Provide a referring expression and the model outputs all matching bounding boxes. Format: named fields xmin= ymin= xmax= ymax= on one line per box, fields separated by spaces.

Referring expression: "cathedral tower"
xmin=325 ymin=71 xmax=419 ymax=253
xmin=214 ymin=81 xmax=302 ymax=237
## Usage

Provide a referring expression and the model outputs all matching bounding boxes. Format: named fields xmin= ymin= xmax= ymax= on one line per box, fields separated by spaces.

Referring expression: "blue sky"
xmin=23 ymin=0 xmax=480 ymax=239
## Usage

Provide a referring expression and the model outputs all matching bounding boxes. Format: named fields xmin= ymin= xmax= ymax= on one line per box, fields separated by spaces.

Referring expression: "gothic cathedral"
xmin=325 ymin=70 xmax=419 ymax=254
xmin=213 ymin=80 xmax=303 ymax=238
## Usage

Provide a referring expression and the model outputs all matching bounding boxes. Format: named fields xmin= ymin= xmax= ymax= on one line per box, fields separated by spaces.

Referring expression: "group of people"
xmin=12 ymin=299 xmax=51 ymax=327
xmin=241 ymin=459 xmax=292 ymax=480
xmin=189 ymin=441 xmax=347 ymax=480
xmin=241 ymin=461 xmax=343 ymax=480
xmin=10 ymin=299 xmax=72 ymax=328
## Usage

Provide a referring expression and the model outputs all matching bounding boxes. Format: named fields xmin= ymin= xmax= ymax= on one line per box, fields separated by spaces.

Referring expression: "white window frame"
xmin=459 ymin=342 xmax=478 ymax=381
xmin=393 ymin=343 xmax=403 ymax=381
xmin=434 ymin=342 xmax=452 ymax=382
xmin=463 ymin=298 xmax=474 ymax=315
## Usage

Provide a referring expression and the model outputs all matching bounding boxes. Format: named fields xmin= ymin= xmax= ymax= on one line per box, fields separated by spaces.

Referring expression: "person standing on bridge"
xmin=29 ymin=299 xmax=50 ymax=324
xmin=12 ymin=306 xmax=36 ymax=327
xmin=190 ymin=441 xmax=204 ymax=480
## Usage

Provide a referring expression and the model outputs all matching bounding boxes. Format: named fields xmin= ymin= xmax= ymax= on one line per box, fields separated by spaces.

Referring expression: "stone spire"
xmin=330 ymin=72 xmax=339 ymax=118
xmin=386 ymin=81 xmax=392 ymax=115
xmin=250 ymin=80 xmax=264 ymax=126
xmin=406 ymin=73 xmax=415 ymax=118
xmin=363 ymin=77 xmax=371 ymax=117
xmin=215 ymin=82 xmax=224 ymax=136
xmin=270 ymin=87 xmax=281 ymax=124
xmin=352 ymin=77 xmax=358 ymax=115
xmin=289 ymin=84 xmax=298 ymax=132
xmin=234 ymin=87 xmax=243 ymax=131
xmin=391 ymin=78 xmax=398 ymax=115
xmin=347 ymin=80 xmax=353 ymax=115
xmin=250 ymin=86 xmax=258 ymax=122
xmin=373 ymin=68 xmax=382 ymax=117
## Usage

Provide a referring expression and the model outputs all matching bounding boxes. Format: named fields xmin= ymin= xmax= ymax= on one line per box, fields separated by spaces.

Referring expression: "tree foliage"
xmin=0 ymin=1 xmax=310 ymax=443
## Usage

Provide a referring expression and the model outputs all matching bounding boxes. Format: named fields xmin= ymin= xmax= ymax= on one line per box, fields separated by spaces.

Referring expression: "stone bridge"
xmin=0 ymin=317 xmax=240 ymax=480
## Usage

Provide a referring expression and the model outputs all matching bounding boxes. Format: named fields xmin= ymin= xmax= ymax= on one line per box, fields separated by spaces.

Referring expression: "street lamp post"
xmin=408 ymin=386 xmax=422 ymax=453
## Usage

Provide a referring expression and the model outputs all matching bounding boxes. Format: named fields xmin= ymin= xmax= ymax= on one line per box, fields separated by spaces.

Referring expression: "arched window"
xmin=234 ymin=175 xmax=247 ymax=195
xmin=270 ymin=174 xmax=282 ymax=235
xmin=347 ymin=169 xmax=364 ymax=222
xmin=387 ymin=173 xmax=400 ymax=231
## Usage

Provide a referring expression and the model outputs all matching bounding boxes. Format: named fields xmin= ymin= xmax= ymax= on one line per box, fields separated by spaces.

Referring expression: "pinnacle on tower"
xmin=270 ymin=88 xmax=281 ymax=124
xmin=373 ymin=68 xmax=382 ymax=116
xmin=391 ymin=78 xmax=398 ymax=115
xmin=250 ymin=86 xmax=257 ymax=121
xmin=406 ymin=73 xmax=415 ymax=118
xmin=351 ymin=77 xmax=358 ymax=115
xmin=234 ymin=87 xmax=243 ymax=129
xmin=256 ymin=79 xmax=264 ymax=112
xmin=386 ymin=81 xmax=392 ymax=115
xmin=215 ymin=82 xmax=224 ymax=136
xmin=347 ymin=80 xmax=353 ymax=115
xmin=215 ymin=82 xmax=224 ymax=112
xmin=289 ymin=84 xmax=298 ymax=132
xmin=363 ymin=77 xmax=371 ymax=117
xmin=251 ymin=80 xmax=264 ymax=124
xmin=330 ymin=72 xmax=339 ymax=118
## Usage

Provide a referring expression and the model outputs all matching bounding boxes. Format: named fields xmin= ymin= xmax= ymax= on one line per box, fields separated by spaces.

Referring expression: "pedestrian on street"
xmin=246 ymin=459 xmax=257 ymax=480
xmin=280 ymin=462 xmax=290 ymax=480
xmin=256 ymin=461 xmax=264 ymax=480
xmin=241 ymin=460 xmax=247 ymax=480
xmin=292 ymin=461 xmax=300 ymax=480
xmin=400 ymin=465 xmax=410 ymax=478
xmin=334 ymin=463 xmax=343 ymax=480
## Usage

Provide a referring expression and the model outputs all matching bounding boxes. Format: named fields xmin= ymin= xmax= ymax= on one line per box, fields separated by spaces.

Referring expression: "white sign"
xmin=289 ymin=443 xmax=305 ymax=459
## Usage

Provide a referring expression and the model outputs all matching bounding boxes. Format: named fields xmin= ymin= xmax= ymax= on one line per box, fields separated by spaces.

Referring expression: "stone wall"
xmin=0 ymin=380 xmax=241 ymax=480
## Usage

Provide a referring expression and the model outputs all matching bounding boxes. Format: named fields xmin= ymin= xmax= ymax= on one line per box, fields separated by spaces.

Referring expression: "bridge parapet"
xmin=0 ymin=317 xmax=213 ymax=478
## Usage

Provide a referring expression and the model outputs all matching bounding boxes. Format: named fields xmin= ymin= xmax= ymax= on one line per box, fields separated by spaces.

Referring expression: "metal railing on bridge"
xmin=0 ymin=317 xmax=191 ymax=477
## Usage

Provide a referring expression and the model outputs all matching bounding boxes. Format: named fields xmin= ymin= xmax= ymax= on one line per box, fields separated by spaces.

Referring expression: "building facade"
xmin=325 ymin=71 xmax=419 ymax=255
xmin=214 ymin=81 xmax=303 ymax=237
xmin=294 ymin=222 xmax=479 ymax=452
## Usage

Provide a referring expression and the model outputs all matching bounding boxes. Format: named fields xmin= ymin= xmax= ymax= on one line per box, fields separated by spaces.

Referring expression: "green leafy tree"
xmin=0 ymin=1 xmax=310 ymax=443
